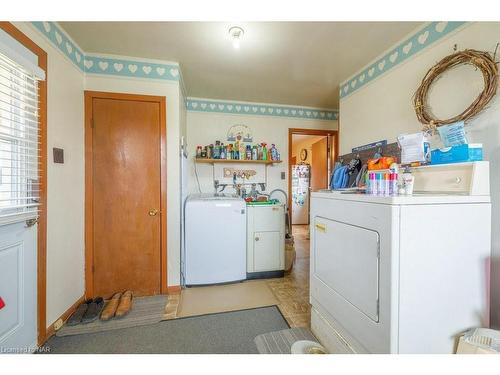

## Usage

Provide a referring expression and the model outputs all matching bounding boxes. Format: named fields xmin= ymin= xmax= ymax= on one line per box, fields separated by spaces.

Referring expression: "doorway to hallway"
xmin=288 ymin=129 xmax=338 ymax=225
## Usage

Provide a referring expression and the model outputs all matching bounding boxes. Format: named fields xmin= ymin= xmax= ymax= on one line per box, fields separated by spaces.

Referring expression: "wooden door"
xmin=91 ymin=96 xmax=162 ymax=298
xmin=311 ymin=137 xmax=329 ymax=191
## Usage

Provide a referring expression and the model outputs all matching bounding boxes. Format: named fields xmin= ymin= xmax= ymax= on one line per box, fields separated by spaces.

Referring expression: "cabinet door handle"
xmin=315 ymin=223 xmax=326 ymax=232
xmin=255 ymin=237 xmax=260 ymax=241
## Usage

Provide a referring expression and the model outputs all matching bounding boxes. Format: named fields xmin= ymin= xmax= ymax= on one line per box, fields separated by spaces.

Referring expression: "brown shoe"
xmin=115 ymin=290 xmax=133 ymax=318
xmin=100 ymin=292 xmax=121 ymax=321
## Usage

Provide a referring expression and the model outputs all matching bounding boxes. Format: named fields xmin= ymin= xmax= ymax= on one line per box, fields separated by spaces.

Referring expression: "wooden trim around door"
xmin=0 ymin=22 xmax=48 ymax=345
xmin=84 ymin=91 xmax=168 ymax=297
xmin=288 ymin=128 xmax=339 ymax=213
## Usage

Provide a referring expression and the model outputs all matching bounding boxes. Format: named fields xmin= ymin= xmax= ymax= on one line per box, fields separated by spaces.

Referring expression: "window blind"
xmin=0 ymin=51 xmax=41 ymax=225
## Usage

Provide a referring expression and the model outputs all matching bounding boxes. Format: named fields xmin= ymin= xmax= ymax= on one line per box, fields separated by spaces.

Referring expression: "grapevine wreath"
xmin=413 ymin=49 xmax=499 ymax=131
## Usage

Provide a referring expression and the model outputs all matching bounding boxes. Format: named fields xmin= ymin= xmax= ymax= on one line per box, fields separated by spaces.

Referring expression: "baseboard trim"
xmin=43 ymin=295 xmax=85 ymax=343
xmin=166 ymin=285 xmax=181 ymax=294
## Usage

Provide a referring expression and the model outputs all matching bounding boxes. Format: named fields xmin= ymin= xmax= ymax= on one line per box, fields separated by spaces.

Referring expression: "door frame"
xmin=0 ymin=22 xmax=48 ymax=346
xmin=288 ymin=128 xmax=338 ymax=215
xmin=84 ymin=91 xmax=168 ymax=297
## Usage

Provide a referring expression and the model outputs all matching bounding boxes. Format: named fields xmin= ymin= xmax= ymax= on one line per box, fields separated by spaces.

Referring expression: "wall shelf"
xmin=195 ymin=158 xmax=282 ymax=165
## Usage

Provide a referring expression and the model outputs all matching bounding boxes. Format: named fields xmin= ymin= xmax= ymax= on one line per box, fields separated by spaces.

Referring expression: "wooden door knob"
xmin=148 ymin=209 xmax=159 ymax=216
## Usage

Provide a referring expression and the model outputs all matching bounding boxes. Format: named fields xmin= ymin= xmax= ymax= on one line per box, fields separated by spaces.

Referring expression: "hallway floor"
xmin=267 ymin=225 xmax=311 ymax=327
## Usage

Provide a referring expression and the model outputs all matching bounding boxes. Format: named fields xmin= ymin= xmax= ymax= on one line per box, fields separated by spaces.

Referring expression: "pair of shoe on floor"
xmin=101 ymin=291 xmax=134 ymax=321
xmin=67 ymin=297 xmax=104 ymax=326
xmin=67 ymin=291 xmax=133 ymax=326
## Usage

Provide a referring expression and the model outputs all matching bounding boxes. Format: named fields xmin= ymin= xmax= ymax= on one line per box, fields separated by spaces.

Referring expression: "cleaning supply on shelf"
xmin=384 ymin=173 xmax=390 ymax=195
xmin=270 ymin=144 xmax=279 ymax=161
xmin=252 ymin=145 xmax=258 ymax=160
xmin=367 ymin=172 xmax=375 ymax=194
xmin=375 ymin=173 xmax=383 ymax=195
xmin=261 ymin=143 xmax=268 ymax=161
xmin=239 ymin=141 xmax=245 ymax=160
xmin=390 ymin=173 xmax=398 ymax=196
xmin=213 ymin=140 xmax=221 ymax=159
xmin=220 ymin=143 xmax=226 ymax=159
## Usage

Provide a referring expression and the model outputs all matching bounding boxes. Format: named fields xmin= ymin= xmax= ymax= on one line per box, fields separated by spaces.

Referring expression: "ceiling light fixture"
xmin=229 ymin=26 xmax=244 ymax=49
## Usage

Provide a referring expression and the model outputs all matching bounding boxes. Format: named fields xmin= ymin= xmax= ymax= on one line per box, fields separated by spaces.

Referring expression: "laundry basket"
xmin=456 ymin=328 xmax=500 ymax=354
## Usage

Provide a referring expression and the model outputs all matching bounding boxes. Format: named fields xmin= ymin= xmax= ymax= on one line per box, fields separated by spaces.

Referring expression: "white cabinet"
xmin=246 ymin=204 xmax=285 ymax=278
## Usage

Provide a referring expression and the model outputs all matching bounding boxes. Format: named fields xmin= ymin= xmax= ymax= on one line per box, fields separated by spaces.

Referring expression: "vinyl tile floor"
xmin=267 ymin=225 xmax=311 ymax=328
xmin=164 ymin=225 xmax=311 ymax=328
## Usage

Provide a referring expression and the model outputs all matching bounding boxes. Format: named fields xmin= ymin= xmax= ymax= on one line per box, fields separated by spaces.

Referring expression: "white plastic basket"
xmin=456 ymin=328 xmax=500 ymax=354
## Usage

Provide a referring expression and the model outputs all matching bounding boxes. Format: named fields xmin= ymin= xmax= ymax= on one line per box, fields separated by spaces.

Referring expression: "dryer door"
xmin=314 ymin=217 xmax=380 ymax=321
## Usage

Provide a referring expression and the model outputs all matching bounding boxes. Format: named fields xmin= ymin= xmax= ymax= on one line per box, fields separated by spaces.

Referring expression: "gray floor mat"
xmin=44 ymin=306 xmax=289 ymax=354
xmin=56 ymin=295 xmax=167 ymax=337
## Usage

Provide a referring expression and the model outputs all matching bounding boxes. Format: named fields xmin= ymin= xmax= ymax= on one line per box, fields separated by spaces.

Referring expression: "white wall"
xmin=187 ymin=111 xmax=337 ymax=196
xmin=14 ymin=23 xmax=85 ymax=327
xmin=339 ymin=22 xmax=500 ymax=327
xmin=84 ymin=75 xmax=183 ymax=287
xmin=292 ymin=135 xmax=326 ymax=165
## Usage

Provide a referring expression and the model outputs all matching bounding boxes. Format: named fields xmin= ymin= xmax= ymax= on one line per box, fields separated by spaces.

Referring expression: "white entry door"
xmin=0 ymin=28 xmax=44 ymax=353
xmin=0 ymin=222 xmax=37 ymax=353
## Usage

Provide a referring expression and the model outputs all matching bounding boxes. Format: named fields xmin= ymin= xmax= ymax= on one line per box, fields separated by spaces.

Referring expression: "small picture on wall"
xmin=227 ymin=124 xmax=253 ymax=142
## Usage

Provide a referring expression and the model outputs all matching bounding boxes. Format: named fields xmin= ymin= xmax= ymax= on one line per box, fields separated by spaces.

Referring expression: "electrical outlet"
xmin=281 ymin=172 xmax=286 ymax=180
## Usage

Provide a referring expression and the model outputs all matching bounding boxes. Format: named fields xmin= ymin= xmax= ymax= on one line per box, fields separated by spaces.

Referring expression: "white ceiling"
xmin=60 ymin=22 xmax=423 ymax=108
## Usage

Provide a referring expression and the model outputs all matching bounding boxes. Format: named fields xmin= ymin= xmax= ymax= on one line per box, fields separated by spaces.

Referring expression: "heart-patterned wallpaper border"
xmin=83 ymin=55 xmax=180 ymax=80
xmin=31 ymin=21 xmax=338 ymax=120
xmin=186 ymin=98 xmax=338 ymax=120
xmin=31 ymin=21 xmax=180 ymax=81
xmin=32 ymin=21 xmax=86 ymax=71
xmin=339 ymin=21 xmax=467 ymax=99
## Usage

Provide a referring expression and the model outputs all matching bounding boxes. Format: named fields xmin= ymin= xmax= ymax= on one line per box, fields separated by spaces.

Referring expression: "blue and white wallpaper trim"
xmin=31 ymin=21 xmax=337 ymax=120
xmin=186 ymin=98 xmax=338 ymax=120
xmin=32 ymin=21 xmax=86 ymax=71
xmin=339 ymin=21 xmax=467 ymax=99
xmin=83 ymin=55 xmax=180 ymax=80
xmin=31 ymin=21 xmax=180 ymax=81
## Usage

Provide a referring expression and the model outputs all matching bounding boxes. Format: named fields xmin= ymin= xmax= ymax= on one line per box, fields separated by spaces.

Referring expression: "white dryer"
xmin=310 ymin=162 xmax=491 ymax=353
xmin=183 ymin=194 xmax=247 ymax=286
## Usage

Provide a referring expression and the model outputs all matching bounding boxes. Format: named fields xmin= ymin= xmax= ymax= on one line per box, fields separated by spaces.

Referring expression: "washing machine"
xmin=310 ymin=161 xmax=491 ymax=353
xmin=183 ymin=193 xmax=247 ymax=286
